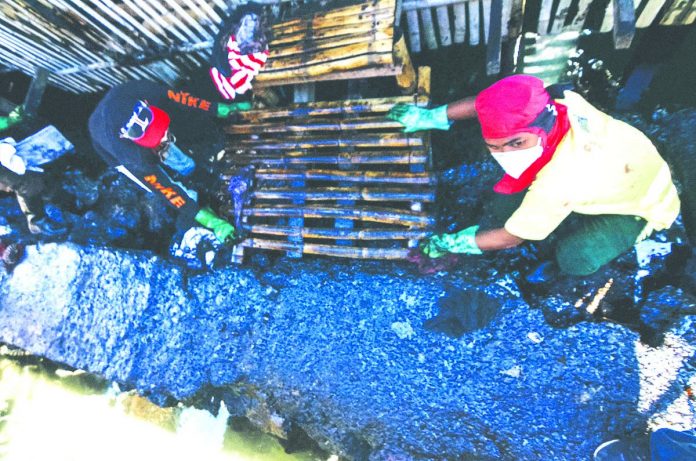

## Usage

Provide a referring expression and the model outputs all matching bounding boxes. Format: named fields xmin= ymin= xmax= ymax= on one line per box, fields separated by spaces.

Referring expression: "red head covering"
xmin=120 ymin=101 xmax=170 ymax=149
xmin=474 ymin=75 xmax=571 ymax=194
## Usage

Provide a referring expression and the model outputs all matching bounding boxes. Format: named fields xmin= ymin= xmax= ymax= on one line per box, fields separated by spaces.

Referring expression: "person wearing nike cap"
xmin=88 ymin=80 xmax=242 ymax=244
xmin=388 ymin=74 xmax=680 ymax=276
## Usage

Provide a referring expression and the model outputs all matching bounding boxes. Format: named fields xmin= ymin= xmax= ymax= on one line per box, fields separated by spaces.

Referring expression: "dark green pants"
xmin=482 ymin=191 xmax=647 ymax=276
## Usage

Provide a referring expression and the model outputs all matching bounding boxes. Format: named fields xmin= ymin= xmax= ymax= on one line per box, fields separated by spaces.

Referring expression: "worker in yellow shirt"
xmin=388 ymin=74 xmax=680 ymax=276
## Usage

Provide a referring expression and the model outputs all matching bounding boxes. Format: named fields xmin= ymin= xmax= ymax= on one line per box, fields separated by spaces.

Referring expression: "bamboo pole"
xmin=436 ymin=6 xmax=453 ymax=46
xmin=261 ymin=39 xmax=394 ymax=72
xmin=469 ymin=0 xmax=481 ymax=46
xmin=222 ymin=150 xmax=429 ymax=166
xmin=225 ymin=116 xmax=405 ymax=134
xmin=244 ymin=225 xmax=431 ymax=240
xmin=393 ymin=32 xmax=417 ymax=93
xmin=252 ymin=186 xmax=435 ymax=202
xmin=242 ymin=238 xmax=410 ymax=260
xmin=453 ymin=2 xmax=466 ymax=43
xmin=229 ymin=134 xmax=424 ymax=150
xmin=405 ymin=9 xmax=421 ymax=53
xmin=419 ymin=7 xmax=439 ymax=49
xmin=242 ymin=204 xmax=435 ymax=227
xmin=252 ymin=169 xmax=436 ymax=185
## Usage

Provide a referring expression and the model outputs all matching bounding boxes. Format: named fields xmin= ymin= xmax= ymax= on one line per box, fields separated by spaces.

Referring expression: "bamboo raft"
xmin=219 ymin=67 xmax=435 ymax=261
xmin=255 ymin=0 xmax=415 ymax=90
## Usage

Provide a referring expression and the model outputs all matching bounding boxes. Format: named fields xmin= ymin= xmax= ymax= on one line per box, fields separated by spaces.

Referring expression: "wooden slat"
xmin=453 ymin=2 xmax=466 ymax=43
xmin=242 ymin=204 xmax=435 ymax=227
xmin=570 ymin=0 xmax=594 ymax=28
xmin=225 ymin=151 xmax=429 ymax=166
xmin=271 ymin=16 xmax=394 ymax=46
xmin=482 ymin=0 xmax=492 ymax=44
xmin=251 ymin=186 xmax=435 ymax=202
xmin=549 ymin=0 xmax=573 ymax=33
xmin=262 ymin=40 xmax=394 ymax=72
xmin=253 ymin=169 xmax=436 ymax=185
xmin=242 ymin=239 xmax=410 ymax=260
xmin=233 ymin=96 xmax=420 ymax=122
xmin=231 ymin=133 xmax=424 ymax=150
xmin=271 ymin=5 xmax=395 ymax=35
xmin=269 ymin=29 xmax=393 ymax=60
xmin=226 ymin=116 xmax=405 ymax=134
xmin=501 ymin=0 xmax=513 ymax=38
xmin=393 ymin=32 xmax=417 ymax=93
xmin=537 ymin=0 xmax=555 ymax=33
xmin=636 ymin=0 xmax=668 ymax=26
xmin=243 ymin=225 xmax=431 ymax=240
xmin=436 ymin=6 xmax=453 ymax=46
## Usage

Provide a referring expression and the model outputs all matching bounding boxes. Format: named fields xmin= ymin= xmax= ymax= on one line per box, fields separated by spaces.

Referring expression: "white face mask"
xmin=490 ymin=139 xmax=543 ymax=179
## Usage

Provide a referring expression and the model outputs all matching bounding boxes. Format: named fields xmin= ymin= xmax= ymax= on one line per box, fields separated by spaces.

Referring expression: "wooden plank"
xmin=406 ymin=9 xmax=422 ymax=53
xmin=231 ymin=134 xmax=424 ymax=150
xmin=226 ymin=151 xmax=429 ymax=166
xmin=486 ymin=0 xmax=503 ymax=74
xmin=256 ymin=52 xmax=396 ymax=84
xmin=501 ymin=0 xmax=513 ymax=38
xmin=420 ymin=7 xmax=439 ymax=49
xmin=242 ymin=239 xmax=411 ymax=260
xmin=262 ymin=40 xmax=394 ymax=72
xmin=244 ymin=225 xmax=431 ymax=240
xmin=233 ymin=96 xmax=420 ymax=122
xmin=436 ymin=6 xmax=453 ymax=46
xmin=242 ymin=204 xmax=435 ymax=227
xmin=269 ymin=29 xmax=393 ymax=60
xmin=271 ymin=15 xmax=394 ymax=45
xmin=403 ymin=0 xmax=468 ymax=8
xmin=469 ymin=0 xmax=481 ymax=46
xmin=393 ymin=32 xmax=417 ymax=93
xmin=453 ymin=2 xmax=466 ymax=43
xmin=253 ymin=169 xmax=436 ymax=185
xmin=255 ymin=65 xmax=401 ymax=87
xmin=613 ymin=0 xmax=637 ymax=48
xmin=252 ymin=187 xmax=435 ymax=202
xmin=416 ymin=66 xmax=432 ymax=106
xmin=271 ymin=4 xmax=395 ymax=34
xmin=22 ymin=67 xmax=50 ymax=117
xmin=226 ymin=116 xmax=405 ymax=134
xmin=636 ymin=0 xmax=668 ymax=26
xmin=537 ymin=0 xmax=555 ymax=33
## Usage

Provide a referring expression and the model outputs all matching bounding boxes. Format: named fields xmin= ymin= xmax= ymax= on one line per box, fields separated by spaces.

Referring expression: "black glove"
xmin=424 ymin=286 xmax=499 ymax=338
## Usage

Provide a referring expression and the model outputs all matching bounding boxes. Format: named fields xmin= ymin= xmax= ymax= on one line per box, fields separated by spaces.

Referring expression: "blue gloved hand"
xmin=386 ymin=104 xmax=451 ymax=133
xmin=421 ymin=225 xmax=482 ymax=258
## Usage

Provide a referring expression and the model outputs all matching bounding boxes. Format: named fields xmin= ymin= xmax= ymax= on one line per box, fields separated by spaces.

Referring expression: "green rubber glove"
xmin=422 ymin=225 xmax=483 ymax=258
xmin=194 ymin=208 xmax=236 ymax=243
xmin=216 ymin=101 xmax=253 ymax=118
xmin=0 ymin=105 xmax=24 ymax=131
xmin=386 ymin=104 xmax=451 ymax=133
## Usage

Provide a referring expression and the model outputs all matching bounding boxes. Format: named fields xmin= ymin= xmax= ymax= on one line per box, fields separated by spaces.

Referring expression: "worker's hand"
xmin=8 ymin=105 xmax=24 ymax=124
xmin=421 ymin=225 xmax=482 ymax=258
xmin=194 ymin=207 xmax=236 ymax=243
xmin=217 ymin=101 xmax=253 ymax=118
xmin=386 ymin=104 xmax=451 ymax=133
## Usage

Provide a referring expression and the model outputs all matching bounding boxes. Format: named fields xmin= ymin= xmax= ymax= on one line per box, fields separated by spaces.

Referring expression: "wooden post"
xmin=612 ymin=0 xmax=637 ymax=49
xmin=469 ymin=0 xmax=481 ymax=46
xmin=22 ymin=67 xmax=50 ymax=118
xmin=416 ymin=66 xmax=432 ymax=107
xmin=393 ymin=32 xmax=417 ymax=93
xmin=537 ymin=0 xmax=554 ymax=34
xmin=549 ymin=0 xmax=573 ymax=33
